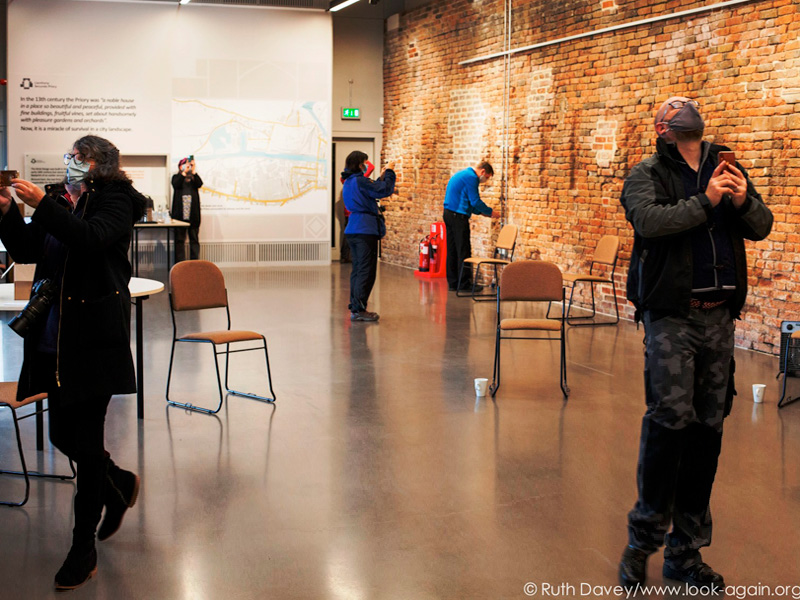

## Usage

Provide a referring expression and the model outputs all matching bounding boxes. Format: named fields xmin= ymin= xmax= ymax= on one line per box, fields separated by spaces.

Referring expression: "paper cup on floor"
xmin=474 ymin=378 xmax=489 ymax=397
xmin=752 ymin=383 xmax=766 ymax=404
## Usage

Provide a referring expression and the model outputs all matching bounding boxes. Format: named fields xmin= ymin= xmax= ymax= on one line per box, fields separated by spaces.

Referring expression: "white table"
xmin=0 ymin=282 xmax=27 ymax=312
xmin=0 ymin=278 xmax=164 ymax=421
xmin=133 ymin=220 xmax=191 ymax=276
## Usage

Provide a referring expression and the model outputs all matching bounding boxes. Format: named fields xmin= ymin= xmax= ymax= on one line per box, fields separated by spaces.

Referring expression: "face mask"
xmin=479 ymin=175 xmax=488 ymax=184
xmin=361 ymin=164 xmax=368 ymax=173
xmin=66 ymin=157 xmax=91 ymax=184
xmin=660 ymin=102 xmax=704 ymax=139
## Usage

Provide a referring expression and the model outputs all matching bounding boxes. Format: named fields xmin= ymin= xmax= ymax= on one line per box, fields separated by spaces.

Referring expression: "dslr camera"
xmin=9 ymin=279 xmax=59 ymax=338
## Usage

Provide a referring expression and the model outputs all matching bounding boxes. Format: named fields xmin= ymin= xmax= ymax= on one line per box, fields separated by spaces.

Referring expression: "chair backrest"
xmin=499 ymin=260 xmax=563 ymax=302
xmin=593 ymin=235 xmax=620 ymax=267
xmin=495 ymin=224 xmax=518 ymax=252
xmin=170 ymin=260 xmax=228 ymax=311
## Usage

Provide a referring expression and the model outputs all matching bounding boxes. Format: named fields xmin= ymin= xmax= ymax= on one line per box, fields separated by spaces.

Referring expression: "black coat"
xmin=0 ymin=179 xmax=145 ymax=402
xmin=170 ymin=173 xmax=203 ymax=227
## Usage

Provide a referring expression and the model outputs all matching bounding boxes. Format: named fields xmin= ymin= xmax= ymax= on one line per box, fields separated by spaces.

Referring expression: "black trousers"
xmin=40 ymin=354 xmax=112 ymax=548
xmin=443 ymin=209 xmax=471 ymax=289
xmin=347 ymin=234 xmax=379 ymax=313
xmin=175 ymin=226 xmax=200 ymax=262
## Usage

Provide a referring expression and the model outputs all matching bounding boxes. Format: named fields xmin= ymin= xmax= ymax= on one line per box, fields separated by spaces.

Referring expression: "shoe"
xmin=618 ymin=545 xmax=648 ymax=589
xmin=54 ymin=544 xmax=97 ymax=591
xmin=97 ymin=468 xmax=140 ymax=542
xmin=663 ymin=561 xmax=725 ymax=589
xmin=350 ymin=311 xmax=379 ymax=322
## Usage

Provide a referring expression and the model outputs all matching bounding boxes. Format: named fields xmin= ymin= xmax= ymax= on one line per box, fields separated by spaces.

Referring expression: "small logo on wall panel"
xmin=19 ymin=78 xmax=57 ymax=90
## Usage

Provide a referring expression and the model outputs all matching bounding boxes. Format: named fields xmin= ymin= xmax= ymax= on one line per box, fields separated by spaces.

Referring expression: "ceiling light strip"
xmin=330 ymin=0 xmax=360 ymax=12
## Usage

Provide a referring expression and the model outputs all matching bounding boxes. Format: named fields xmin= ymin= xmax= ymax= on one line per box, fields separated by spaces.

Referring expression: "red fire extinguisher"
xmin=418 ymin=235 xmax=431 ymax=272
xmin=429 ymin=233 xmax=439 ymax=273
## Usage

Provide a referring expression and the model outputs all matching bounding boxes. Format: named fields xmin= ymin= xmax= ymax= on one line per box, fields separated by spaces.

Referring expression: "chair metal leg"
xmin=457 ymin=262 xmax=500 ymax=301
xmin=166 ymin=340 xmax=226 ymax=414
xmin=560 ymin=322 xmax=570 ymax=399
xmin=779 ymin=336 xmax=800 ymax=409
xmin=490 ymin=328 xmax=501 ymax=397
xmin=455 ymin=262 xmax=473 ymax=297
xmin=565 ymin=281 xmax=620 ymax=327
xmin=168 ymin=337 xmax=276 ymax=415
xmin=224 ymin=337 xmax=276 ymax=404
xmin=1 ymin=405 xmax=77 ymax=507
xmin=0 ymin=408 xmax=30 ymax=506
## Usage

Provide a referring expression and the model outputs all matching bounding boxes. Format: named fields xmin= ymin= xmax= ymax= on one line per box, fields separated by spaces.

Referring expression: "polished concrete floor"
xmin=1 ymin=262 xmax=799 ymax=599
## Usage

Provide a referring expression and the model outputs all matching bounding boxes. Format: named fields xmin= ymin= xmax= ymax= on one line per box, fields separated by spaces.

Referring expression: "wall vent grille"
xmin=134 ymin=241 xmax=329 ymax=267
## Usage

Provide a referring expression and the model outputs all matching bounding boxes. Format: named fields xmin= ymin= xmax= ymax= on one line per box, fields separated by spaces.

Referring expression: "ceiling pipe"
xmin=459 ymin=0 xmax=759 ymax=65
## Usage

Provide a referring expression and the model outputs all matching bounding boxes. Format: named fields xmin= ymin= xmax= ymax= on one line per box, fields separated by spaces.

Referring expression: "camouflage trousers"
xmin=627 ymin=307 xmax=734 ymax=564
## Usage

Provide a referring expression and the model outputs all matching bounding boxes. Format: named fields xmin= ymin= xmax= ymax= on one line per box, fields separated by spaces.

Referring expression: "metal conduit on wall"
xmin=460 ymin=0 xmax=761 ymax=66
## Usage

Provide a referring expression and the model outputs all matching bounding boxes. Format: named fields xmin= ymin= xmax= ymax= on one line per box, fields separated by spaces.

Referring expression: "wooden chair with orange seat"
xmin=456 ymin=224 xmax=518 ymax=301
xmin=490 ymin=260 xmax=569 ymax=399
xmin=547 ymin=234 xmax=620 ymax=326
xmin=165 ymin=260 xmax=276 ymax=415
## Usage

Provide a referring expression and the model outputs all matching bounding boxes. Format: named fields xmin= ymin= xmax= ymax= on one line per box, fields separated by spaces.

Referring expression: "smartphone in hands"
xmin=0 ymin=170 xmax=19 ymax=186
xmin=718 ymin=151 xmax=736 ymax=167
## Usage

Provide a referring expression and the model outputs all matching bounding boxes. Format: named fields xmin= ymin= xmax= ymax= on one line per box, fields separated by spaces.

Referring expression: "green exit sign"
xmin=342 ymin=107 xmax=361 ymax=120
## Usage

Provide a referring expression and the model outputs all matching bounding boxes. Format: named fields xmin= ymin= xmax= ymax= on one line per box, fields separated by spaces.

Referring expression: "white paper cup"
xmin=474 ymin=378 xmax=489 ymax=397
xmin=752 ymin=383 xmax=766 ymax=404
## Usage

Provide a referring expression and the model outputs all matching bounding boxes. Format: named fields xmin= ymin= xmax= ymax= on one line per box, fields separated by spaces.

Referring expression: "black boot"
xmin=97 ymin=462 xmax=140 ymax=542
xmin=663 ymin=560 xmax=725 ymax=590
xmin=618 ymin=545 xmax=649 ymax=589
xmin=54 ymin=542 xmax=97 ymax=591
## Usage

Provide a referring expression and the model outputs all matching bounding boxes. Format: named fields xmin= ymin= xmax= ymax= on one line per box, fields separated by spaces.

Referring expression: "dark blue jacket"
xmin=343 ymin=169 xmax=395 ymax=238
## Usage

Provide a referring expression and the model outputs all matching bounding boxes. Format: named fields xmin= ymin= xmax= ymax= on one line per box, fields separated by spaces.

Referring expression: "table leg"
xmin=167 ymin=228 xmax=172 ymax=273
xmin=135 ymin=295 xmax=148 ymax=419
xmin=36 ymin=400 xmax=44 ymax=451
xmin=134 ymin=229 xmax=140 ymax=277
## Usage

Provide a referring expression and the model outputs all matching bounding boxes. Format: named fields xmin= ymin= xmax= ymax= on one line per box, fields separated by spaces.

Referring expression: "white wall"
xmin=7 ymin=0 xmax=332 ymax=248
xmin=332 ymin=14 xmax=385 ymax=161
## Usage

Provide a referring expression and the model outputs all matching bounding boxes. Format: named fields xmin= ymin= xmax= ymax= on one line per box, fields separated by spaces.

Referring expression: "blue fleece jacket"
xmin=343 ymin=169 xmax=396 ymax=238
xmin=443 ymin=168 xmax=492 ymax=217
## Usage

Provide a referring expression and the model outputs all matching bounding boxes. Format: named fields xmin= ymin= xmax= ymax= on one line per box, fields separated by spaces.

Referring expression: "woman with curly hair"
xmin=0 ymin=135 xmax=145 ymax=591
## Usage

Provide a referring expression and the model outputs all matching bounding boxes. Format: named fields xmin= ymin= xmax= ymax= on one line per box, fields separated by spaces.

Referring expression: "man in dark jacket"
xmin=171 ymin=157 xmax=203 ymax=261
xmin=618 ymin=97 xmax=773 ymax=592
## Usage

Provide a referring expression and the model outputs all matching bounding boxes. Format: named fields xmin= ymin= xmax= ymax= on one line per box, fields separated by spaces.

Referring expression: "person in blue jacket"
xmin=342 ymin=151 xmax=395 ymax=322
xmin=442 ymin=161 xmax=499 ymax=291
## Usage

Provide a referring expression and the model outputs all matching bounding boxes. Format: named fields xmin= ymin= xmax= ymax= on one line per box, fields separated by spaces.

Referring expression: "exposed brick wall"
xmin=382 ymin=0 xmax=800 ymax=353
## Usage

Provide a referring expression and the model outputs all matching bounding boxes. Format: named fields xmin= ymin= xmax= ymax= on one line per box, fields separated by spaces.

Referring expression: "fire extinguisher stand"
xmin=415 ymin=222 xmax=447 ymax=279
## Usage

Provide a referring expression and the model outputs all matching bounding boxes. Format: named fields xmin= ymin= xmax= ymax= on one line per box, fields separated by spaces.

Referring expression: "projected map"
xmin=172 ymin=98 xmax=329 ymax=213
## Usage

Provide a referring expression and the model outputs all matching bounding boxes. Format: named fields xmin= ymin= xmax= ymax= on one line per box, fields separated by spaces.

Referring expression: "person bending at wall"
xmin=0 ymin=135 xmax=145 ymax=591
xmin=442 ymin=161 xmax=499 ymax=291
xmin=171 ymin=156 xmax=203 ymax=261
xmin=342 ymin=151 xmax=395 ymax=322
xmin=618 ymin=97 xmax=772 ymax=592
